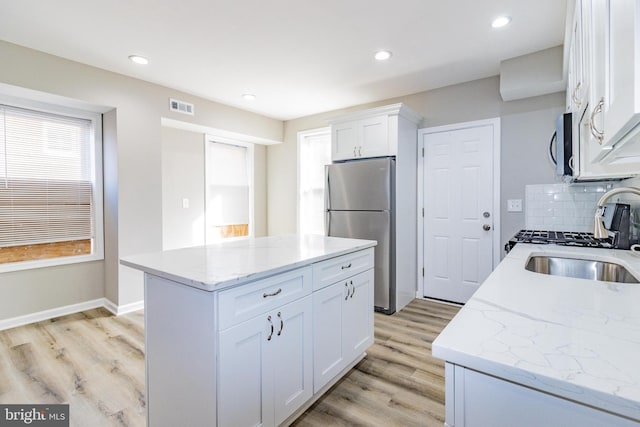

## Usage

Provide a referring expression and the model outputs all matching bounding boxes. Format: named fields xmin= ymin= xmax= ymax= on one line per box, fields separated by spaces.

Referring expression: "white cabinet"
xmin=218 ymin=295 xmax=313 ymax=427
xmin=331 ymin=115 xmax=388 ymax=160
xmin=566 ymin=0 xmax=640 ymax=176
xmin=445 ymin=363 xmax=638 ymax=427
xmin=329 ymin=103 xmax=422 ymax=161
xmin=312 ymin=269 xmax=374 ymax=392
xmin=566 ymin=0 xmax=590 ymax=114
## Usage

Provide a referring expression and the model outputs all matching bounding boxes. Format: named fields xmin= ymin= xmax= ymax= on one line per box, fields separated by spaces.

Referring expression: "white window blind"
xmin=0 ymin=105 xmax=94 ymax=248
xmin=298 ymin=130 xmax=331 ymax=235
xmin=206 ymin=141 xmax=250 ymax=227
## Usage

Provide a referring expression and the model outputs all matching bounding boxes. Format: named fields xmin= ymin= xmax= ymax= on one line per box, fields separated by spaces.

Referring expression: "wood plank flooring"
xmin=0 ymin=299 xmax=459 ymax=427
xmin=293 ymin=299 xmax=460 ymax=427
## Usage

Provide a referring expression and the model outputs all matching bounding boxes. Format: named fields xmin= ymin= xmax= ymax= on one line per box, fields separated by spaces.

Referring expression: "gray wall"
xmin=0 ymin=40 xmax=282 ymax=319
xmin=269 ymin=76 xmax=566 ymax=255
xmin=161 ymin=127 xmax=206 ymax=250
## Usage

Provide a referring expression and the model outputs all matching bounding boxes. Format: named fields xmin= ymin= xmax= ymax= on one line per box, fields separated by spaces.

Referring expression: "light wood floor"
xmin=0 ymin=299 xmax=459 ymax=427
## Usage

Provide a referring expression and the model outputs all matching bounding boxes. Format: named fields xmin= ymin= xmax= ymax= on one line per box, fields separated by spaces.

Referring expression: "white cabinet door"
xmin=358 ymin=115 xmax=389 ymax=158
xmin=332 ymin=121 xmax=359 ymax=161
xmin=218 ymin=314 xmax=273 ymax=427
xmin=602 ymin=0 xmax=640 ymax=147
xmin=568 ymin=0 xmax=589 ymax=113
xmin=585 ymin=0 xmax=640 ymax=155
xmin=313 ymin=269 xmax=374 ymax=393
xmin=272 ymin=295 xmax=313 ymax=425
xmin=343 ymin=269 xmax=374 ymax=362
xmin=312 ymin=280 xmax=347 ymax=392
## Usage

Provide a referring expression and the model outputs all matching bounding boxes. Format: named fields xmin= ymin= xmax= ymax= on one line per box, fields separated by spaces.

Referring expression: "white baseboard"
xmin=0 ymin=298 xmax=145 ymax=331
xmin=110 ymin=300 xmax=145 ymax=315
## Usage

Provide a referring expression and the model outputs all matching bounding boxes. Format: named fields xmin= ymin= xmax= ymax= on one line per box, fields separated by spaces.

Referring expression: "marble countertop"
xmin=120 ymin=235 xmax=376 ymax=292
xmin=433 ymin=243 xmax=640 ymax=421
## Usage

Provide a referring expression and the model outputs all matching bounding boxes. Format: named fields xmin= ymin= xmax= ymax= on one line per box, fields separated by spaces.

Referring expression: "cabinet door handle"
xmin=277 ymin=312 xmax=283 ymax=336
xmin=341 ymin=263 xmax=352 ymax=270
xmin=263 ymin=288 xmax=282 ymax=298
xmin=345 ymin=282 xmax=349 ymax=300
xmin=267 ymin=315 xmax=274 ymax=341
xmin=589 ymin=97 xmax=605 ymax=144
xmin=572 ymin=82 xmax=582 ymax=108
xmin=349 ymin=280 xmax=355 ymax=298
xmin=358 ymin=146 xmax=362 ymax=156
xmin=353 ymin=146 xmax=357 ymax=157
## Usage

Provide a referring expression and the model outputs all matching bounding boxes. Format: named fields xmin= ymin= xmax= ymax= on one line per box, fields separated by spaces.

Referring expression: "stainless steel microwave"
xmin=555 ymin=112 xmax=573 ymax=177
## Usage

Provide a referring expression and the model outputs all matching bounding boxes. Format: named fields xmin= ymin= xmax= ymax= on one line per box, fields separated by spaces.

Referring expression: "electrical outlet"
xmin=182 ymin=198 xmax=190 ymax=209
xmin=507 ymin=199 xmax=523 ymax=212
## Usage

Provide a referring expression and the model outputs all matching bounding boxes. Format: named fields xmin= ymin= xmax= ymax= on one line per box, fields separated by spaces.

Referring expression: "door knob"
xmin=483 ymin=224 xmax=491 ymax=231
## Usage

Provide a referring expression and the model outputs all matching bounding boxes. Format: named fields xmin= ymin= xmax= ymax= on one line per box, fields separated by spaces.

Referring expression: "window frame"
xmin=296 ymin=127 xmax=331 ymax=235
xmin=204 ymin=135 xmax=254 ymax=244
xmin=0 ymin=94 xmax=104 ymax=273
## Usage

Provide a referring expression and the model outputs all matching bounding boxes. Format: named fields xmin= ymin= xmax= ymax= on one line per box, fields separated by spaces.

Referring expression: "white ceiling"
xmin=0 ymin=0 xmax=568 ymax=121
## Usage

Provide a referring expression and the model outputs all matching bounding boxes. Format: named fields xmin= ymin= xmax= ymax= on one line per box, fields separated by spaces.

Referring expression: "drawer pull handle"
xmin=350 ymin=280 xmax=355 ymax=298
xmin=341 ymin=263 xmax=352 ymax=270
xmin=267 ymin=315 xmax=274 ymax=341
xmin=263 ymin=288 xmax=282 ymax=298
xmin=277 ymin=312 xmax=283 ymax=336
xmin=345 ymin=282 xmax=349 ymax=300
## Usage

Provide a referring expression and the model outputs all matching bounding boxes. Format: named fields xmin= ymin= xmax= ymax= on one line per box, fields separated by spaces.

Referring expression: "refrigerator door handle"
xmin=326 ymin=211 xmax=331 ymax=235
xmin=325 ymin=166 xmax=331 ymax=212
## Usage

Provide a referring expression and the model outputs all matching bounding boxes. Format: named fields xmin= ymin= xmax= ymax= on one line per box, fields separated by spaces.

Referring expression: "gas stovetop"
xmin=506 ymin=229 xmax=614 ymax=252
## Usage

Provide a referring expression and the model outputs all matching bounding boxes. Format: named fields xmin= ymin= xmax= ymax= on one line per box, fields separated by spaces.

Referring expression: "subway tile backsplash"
xmin=525 ymin=183 xmax=613 ymax=232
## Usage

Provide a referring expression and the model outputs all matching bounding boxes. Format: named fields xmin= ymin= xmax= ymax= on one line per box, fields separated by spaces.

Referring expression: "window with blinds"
xmin=0 ymin=104 xmax=98 ymax=265
xmin=205 ymin=140 xmax=252 ymax=243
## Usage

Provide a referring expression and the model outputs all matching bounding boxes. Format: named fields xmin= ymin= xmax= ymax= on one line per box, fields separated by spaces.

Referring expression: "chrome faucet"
xmin=594 ymin=186 xmax=640 ymax=238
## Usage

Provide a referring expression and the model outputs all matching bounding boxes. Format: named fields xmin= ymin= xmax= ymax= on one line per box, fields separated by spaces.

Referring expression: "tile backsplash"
xmin=525 ymin=183 xmax=613 ymax=232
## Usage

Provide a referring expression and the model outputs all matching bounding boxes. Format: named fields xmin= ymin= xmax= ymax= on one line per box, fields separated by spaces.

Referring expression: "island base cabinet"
xmin=313 ymin=269 xmax=374 ymax=393
xmin=445 ymin=363 xmax=638 ymax=427
xmin=218 ymin=295 xmax=313 ymax=427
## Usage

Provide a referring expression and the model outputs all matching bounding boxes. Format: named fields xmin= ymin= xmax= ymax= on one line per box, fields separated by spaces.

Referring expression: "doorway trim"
xmin=416 ymin=117 xmax=501 ymax=299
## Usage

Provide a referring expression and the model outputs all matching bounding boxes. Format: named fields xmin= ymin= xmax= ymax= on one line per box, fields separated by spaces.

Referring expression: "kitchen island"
xmin=121 ymin=235 xmax=376 ymax=427
xmin=433 ymin=243 xmax=640 ymax=426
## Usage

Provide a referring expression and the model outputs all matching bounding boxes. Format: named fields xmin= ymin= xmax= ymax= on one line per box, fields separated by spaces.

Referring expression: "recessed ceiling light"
xmin=374 ymin=50 xmax=392 ymax=61
xmin=491 ymin=16 xmax=511 ymax=28
xmin=242 ymin=94 xmax=257 ymax=101
xmin=128 ymin=55 xmax=149 ymax=65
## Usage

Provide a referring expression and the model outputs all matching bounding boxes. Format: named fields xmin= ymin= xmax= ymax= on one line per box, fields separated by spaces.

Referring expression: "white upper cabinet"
xmin=566 ymin=0 xmax=640 ymax=177
xmin=329 ymin=104 xmax=422 ymax=161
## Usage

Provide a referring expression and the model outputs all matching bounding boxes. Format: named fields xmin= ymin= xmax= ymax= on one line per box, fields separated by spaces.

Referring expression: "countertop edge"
xmin=120 ymin=238 xmax=377 ymax=292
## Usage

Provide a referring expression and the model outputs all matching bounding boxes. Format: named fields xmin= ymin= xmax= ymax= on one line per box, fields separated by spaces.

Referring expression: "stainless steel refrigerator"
xmin=325 ymin=157 xmax=396 ymax=314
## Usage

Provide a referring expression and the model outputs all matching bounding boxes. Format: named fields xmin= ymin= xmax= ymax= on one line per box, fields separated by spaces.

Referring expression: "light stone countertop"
xmin=432 ymin=243 xmax=640 ymax=421
xmin=120 ymin=234 xmax=376 ymax=292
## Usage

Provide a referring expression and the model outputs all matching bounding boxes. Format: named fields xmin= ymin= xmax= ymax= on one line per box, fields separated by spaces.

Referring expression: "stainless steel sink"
xmin=525 ymin=255 xmax=639 ymax=283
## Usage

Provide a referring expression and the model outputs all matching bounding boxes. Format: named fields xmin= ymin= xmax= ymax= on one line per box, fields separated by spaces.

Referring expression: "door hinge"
xmin=422 ymin=268 xmax=424 ymax=277
xmin=422 ymin=207 xmax=424 ymax=217
xmin=422 ymin=147 xmax=424 ymax=157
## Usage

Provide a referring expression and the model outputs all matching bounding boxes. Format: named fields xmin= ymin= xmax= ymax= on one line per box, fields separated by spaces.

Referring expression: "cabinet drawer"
xmin=218 ymin=267 xmax=312 ymax=330
xmin=312 ymin=248 xmax=374 ymax=291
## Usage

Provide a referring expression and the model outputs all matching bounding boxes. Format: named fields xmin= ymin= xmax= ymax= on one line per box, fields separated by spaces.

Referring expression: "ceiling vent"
xmin=169 ymin=98 xmax=194 ymax=115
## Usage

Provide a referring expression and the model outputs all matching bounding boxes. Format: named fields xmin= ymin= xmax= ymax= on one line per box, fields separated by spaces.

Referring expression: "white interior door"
xmin=420 ymin=121 xmax=498 ymax=304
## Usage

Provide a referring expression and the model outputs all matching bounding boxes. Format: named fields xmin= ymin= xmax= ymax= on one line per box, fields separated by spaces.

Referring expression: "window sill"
xmin=0 ymin=252 xmax=104 ymax=274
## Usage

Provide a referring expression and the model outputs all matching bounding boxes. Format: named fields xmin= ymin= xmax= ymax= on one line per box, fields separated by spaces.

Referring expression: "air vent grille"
xmin=169 ymin=98 xmax=194 ymax=115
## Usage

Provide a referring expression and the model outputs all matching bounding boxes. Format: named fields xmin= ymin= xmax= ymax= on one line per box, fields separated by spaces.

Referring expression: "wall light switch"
xmin=507 ymin=199 xmax=523 ymax=212
xmin=182 ymin=198 xmax=190 ymax=209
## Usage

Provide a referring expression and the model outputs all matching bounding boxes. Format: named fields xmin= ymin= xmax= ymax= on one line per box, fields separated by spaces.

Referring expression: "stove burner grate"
xmin=507 ymin=229 xmax=614 ymax=251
